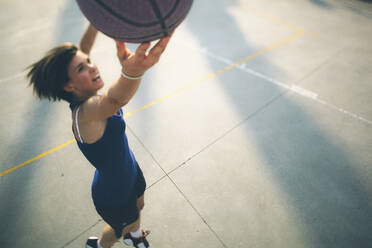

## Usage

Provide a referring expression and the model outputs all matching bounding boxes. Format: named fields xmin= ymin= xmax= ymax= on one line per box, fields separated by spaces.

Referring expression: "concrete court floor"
xmin=1 ymin=0 xmax=372 ymax=247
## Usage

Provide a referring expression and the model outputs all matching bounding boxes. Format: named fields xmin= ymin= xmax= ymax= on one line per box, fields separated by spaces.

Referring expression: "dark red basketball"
xmin=76 ymin=0 xmax=193 ymax=43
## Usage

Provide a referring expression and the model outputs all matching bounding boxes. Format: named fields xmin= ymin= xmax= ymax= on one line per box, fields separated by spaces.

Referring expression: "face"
xmin=64 ymin=50 xmax=104 ymax=100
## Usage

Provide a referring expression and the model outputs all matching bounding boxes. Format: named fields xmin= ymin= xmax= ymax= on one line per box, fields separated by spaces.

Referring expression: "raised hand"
xmin=116 ymin=33 xmax=173 ymax=78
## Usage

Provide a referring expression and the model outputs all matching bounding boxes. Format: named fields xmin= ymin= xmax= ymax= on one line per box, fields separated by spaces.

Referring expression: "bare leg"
xmin=99 ymin=225 xmax=119 ymax=248
xmin=136 ymin=194 xmax=145 ymax=211
xmin=99 ymin=195 xmax=145 ymax=248
xmin=122 ymin=194 xmax=145 ymax=236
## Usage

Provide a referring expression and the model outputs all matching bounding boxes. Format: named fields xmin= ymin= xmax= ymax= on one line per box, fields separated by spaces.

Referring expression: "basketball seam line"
xmin=107 ymin=21 xmax=180 ymax=41
xmin=148 ymin=0 xmax=171 ymax=36
xmin=93 ymin=0 xmax=161 ymax=27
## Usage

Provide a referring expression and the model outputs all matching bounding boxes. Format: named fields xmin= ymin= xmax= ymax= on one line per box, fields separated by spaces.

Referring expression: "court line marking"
xmin=184 ymin=43 xmax=372 ymax=126
xmin=240 ymin=5 xmax=320 ymax=40
xmin=0 ymin=139 xmax=76 ymax=177
xmin=180 ymin=3 xmax=372 ymax=125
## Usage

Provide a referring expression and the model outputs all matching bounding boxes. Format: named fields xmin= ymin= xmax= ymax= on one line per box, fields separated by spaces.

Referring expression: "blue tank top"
xmin=70 ymin=103 xmax=138 ymax=207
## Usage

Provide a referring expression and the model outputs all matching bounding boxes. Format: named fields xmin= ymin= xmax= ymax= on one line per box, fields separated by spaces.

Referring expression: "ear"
xmin=63 ymin=82 xmax=74 ymax=92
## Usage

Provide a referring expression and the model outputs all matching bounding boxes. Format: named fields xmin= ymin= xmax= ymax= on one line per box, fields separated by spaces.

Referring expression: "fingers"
xmin=135 ymin=42 xmax=151 ymax=58
xmin=116 ymin=32 xmax=173 ymax=75
xmin=148 ymin=33 xmax=173 ymax=60
xmin=116 ymin=40 xmax=133 ymax=60
xmin=116 ymin=40 xmax=125 ymax=58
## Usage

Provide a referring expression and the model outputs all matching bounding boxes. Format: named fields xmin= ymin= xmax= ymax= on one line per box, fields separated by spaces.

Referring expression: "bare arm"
xmin=81 ymin=34 xmax=173 ymax=121
xmin=79 ymin=24 xmax=98 ymax=55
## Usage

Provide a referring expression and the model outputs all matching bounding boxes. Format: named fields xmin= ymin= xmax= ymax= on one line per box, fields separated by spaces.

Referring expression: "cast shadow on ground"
xmin=0 ymin=1 xmax=87 ymax=247
xmin=183 ymin=0 xmax=371 ymax=247
xmin=309 ymin=0 xmax=333 ymax=9
xmin=309 ymin=0 xmax=372 ymax=19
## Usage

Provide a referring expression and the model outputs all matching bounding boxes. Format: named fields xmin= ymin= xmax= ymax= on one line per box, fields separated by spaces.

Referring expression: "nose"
xmin=88 ymin=63 xmax=97 ymax=73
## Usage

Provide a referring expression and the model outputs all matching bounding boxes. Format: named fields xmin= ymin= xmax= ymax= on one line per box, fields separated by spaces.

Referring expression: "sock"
xmin=130 ymin=227 xmax=143 ymax=238
xmin=97 ymin=239 xmax=104 ymax=248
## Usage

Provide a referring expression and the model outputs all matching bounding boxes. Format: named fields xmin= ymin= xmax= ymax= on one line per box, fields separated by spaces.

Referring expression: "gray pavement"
xmin=1 ymin=0 xmax=372 ymax=247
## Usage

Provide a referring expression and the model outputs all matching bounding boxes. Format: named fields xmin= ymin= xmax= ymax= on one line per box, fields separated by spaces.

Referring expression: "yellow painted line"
xmin=125 ymin=30 xmax=305 ymax=118
xmin=0 ymin=139 xmax=76 ymax=177
xmin=243 ymin=6 xmax=305 ymax=33
xmin=1 ymin=17 xmax=306 ymax=178
xmin=242 ymin=6 xmax=321 ymax=40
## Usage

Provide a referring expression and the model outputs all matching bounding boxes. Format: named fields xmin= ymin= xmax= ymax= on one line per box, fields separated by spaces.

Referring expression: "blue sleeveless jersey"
xmin=70 ymin=103 xmax=138 ymax=207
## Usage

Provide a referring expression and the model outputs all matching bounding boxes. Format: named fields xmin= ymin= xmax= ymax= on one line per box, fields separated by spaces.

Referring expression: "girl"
xmin=27 ymin=24 xmax=172 ymax=248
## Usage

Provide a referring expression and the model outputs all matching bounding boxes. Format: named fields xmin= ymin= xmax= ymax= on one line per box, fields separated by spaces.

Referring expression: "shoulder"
xmin=72 ymin=96 xmax=109 ymax=144
xmin=76 ymin=93 xmax=123 ymax=122
xmin=76 ymin=95 xmax=102 ymax=123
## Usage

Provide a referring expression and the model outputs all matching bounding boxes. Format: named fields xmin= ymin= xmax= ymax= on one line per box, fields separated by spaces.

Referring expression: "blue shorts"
xmin=94 ymin=165 xmax=146 ymax=238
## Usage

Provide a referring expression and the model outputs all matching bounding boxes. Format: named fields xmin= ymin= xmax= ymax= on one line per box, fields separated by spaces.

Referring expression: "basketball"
xmin=76 ymin=0 xmax=194 ymax=43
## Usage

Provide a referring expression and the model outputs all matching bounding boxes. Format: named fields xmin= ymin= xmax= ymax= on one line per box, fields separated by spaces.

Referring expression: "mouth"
xmin=93 ymin=73 xmax=101 ymax=82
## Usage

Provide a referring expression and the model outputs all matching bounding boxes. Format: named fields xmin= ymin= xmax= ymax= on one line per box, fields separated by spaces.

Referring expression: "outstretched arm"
xmin=79 ymin=24 xmax=98 ymax=55
xmin=81 ymin=33 xmax=173 ymax=121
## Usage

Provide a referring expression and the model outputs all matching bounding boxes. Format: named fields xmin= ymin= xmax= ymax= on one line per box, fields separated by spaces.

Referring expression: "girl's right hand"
xmin=116 ymin=33 xmax=173 ymax=78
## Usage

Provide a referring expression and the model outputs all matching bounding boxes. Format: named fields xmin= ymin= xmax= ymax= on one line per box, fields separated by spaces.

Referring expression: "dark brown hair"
xmin=26 ymin=43 xmax=78 ymax=103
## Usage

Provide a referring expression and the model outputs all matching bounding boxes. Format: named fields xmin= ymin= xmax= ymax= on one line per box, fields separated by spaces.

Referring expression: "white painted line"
xmin=193 ymin=46 xmax=319 ymax=100
xmin=178 ymin=43 xmax=372 ymax=126
xmin=316 ymin=99 xmax=372 ymax=126
xmin=238 ymin=64 xmax=318 ymax=100
xmin=291 ymin=85 xmax=318 ymax=100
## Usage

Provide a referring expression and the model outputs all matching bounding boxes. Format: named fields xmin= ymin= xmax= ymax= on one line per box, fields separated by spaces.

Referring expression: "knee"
xmin=123 ymin=217 xmax=141 ymax=234
xmin=129 ymin=222 xmax=140 ymax=233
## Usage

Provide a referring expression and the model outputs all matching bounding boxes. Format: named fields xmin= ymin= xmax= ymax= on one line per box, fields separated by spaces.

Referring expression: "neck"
xmin=73 ymin=91 xmax=98 ymax=103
